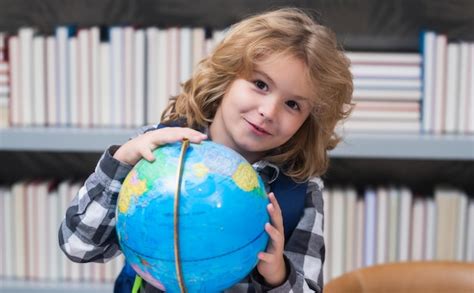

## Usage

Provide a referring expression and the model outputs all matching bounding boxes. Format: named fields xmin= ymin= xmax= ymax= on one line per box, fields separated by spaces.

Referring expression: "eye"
xmin=254 ymin=80 xmax=268 ymax=91
xmin=286 ymin=100 xmax=300 ymax=111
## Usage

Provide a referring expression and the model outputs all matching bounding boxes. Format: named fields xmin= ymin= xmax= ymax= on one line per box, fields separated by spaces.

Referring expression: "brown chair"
xmin=324 ymin=261 xmax=474 ymax=293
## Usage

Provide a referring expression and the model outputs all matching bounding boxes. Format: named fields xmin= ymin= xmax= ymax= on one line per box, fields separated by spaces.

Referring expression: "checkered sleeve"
xmin=251 ymin=177 xmax=325 ymax=292
xmin=58 ymin=125 xmax=157 ymax=263
xmin=58 ymin=145 xmax=133 ymax=263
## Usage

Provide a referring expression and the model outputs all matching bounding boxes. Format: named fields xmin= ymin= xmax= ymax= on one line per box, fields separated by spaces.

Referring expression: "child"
xmin=59 ymin=7 xmax=353 ymax=292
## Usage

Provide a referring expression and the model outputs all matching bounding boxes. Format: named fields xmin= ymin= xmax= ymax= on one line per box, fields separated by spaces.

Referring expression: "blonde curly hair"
xmin=162 ymin=7 xmax=353 ymax=182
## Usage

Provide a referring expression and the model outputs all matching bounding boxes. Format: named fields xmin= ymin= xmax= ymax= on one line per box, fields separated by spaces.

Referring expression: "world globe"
xmin=116 ymin=140 xmax=269 ymax=292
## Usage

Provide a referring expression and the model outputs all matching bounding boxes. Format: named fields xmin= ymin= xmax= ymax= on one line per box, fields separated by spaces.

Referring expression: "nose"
xmin=258 ymin=96 xmax=279 ymax=121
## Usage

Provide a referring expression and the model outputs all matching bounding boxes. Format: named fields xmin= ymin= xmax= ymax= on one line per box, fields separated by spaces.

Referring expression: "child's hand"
xmin=257 ymin=192 xmax=287 ymax=287
xmin=113 ymin=127 xmax=207 ymax=165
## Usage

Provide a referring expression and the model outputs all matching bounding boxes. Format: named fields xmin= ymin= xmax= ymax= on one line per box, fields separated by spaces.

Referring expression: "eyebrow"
xmin=254 ymin=69 xmax=309 ymax=101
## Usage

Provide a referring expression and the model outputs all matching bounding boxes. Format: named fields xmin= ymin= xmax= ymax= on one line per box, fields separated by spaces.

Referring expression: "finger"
xmin=267 ymin=199 xmax=284 ymax=233
xmin=265 ymin=223 xmax=284 ymax=251
xmin=152 ymin=128 xmax=207 ymax=145
xmin=258 ymin=251 xmax=276 ymax=263
xmin=140 ymin=146 xmax=155 ymax=162
xmin=268 ymin=192 xmax=282 ymax=214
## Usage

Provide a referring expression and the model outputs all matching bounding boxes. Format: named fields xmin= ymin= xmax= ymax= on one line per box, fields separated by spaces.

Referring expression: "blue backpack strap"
xmin=114 ymin=262 xmax=137 ymax=293
xmin=270 ymin=172 xmax=308 ymax=242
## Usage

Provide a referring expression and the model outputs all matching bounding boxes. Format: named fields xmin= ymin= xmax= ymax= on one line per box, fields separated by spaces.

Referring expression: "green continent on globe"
xmin=118 ymin=169 xmax=148 ymax=213
xmin=232 ymin=162 xmax=265 ymax=197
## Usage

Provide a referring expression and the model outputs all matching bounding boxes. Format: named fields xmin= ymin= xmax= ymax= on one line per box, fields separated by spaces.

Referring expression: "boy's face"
xmin=210 ymin=54 xmax=313 ymax=163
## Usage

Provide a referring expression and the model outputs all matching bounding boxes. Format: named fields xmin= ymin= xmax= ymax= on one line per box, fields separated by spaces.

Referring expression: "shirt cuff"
xmin=250 ymin=254 xmax=296 ymax=292
xmin=96 ymin=145 xmax=134 ymax=194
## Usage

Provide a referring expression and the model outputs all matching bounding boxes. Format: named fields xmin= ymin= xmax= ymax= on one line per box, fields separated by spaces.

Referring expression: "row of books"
xmin=0 ymin=26 xmax=225 ymax=128
xmin=0 ymin=181 xmax=123 ymax=283
xmin=1 ymin=179 xmax=472 ymax=283
xmin=322 ymin=185 xmax=474 ymax=282
xmin=1 ymin=27 xmax=473 ymax=134
xmin=422 ymin=32 xmax=474 ymax=134
xmin=344 ymin=52 xmax=422 ymax=133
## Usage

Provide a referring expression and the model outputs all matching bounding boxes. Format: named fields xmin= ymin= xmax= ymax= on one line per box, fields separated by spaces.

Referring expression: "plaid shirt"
xmin=59 ymin=126 xmax=325 ymax=292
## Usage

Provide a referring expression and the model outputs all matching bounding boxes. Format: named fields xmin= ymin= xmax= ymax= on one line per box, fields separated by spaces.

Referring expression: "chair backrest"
xmin=324 ymin=261 xmax=474 ymax=293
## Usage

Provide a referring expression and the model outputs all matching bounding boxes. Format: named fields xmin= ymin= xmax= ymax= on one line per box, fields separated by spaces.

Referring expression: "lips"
xmin=245 ymin=119 xmax=271 ymax=135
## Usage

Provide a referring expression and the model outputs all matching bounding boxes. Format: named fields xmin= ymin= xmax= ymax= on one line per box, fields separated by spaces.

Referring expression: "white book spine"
xmin=375 ymin=187 xmax=388 ymax=264
xmin=192 ymin=27 xmax=205 ymax=71
xmin=3 ymin=189 xmax=13 ymax=278
xmin=410 ymin=199 xmax=424 ymax=261
xmin=457 ymin=43 xmax=470 ymax=133
xmin=179 ymin=27 xmax=192 ymax=84
xmin=99 ymin=42 xmax=112 ymax=127
xmin=468 ymin=44 xmax=474 ymax=133
xmin=7 ymin=36 xmax=20 ymax=126
xmin=46 ymin=36 xmax=57 ymax=126
xmin=146 ymin=27 xmax=158 ymax=125
xmin=351 ymin=64 xmax=421 ymax=79
xmin=157 ymin=29 xmax=169 ymax=121
xmin=90 ymin=27 xmax=101 ymax=128
xmin=33 ymin=36 xmax=46 ymax=126
xmin=355 ymin=199 xmax=365 ymax=269
xmin=37 ymin=183 xmax=48 ymax=280
xmin=133 ymin=29 xmax=145 ymax=127
xmin=363 ymin=188 xmax=376 ymax=267
xmin=455 ymin=191 xmax=468 ymax=261
xmin=398 ymin=187 xmax=412 ymax=261
xmin=56 ymin=27 xmax=70 ymax=126
xmin=353 ymin=89 xmax=422 ymax=100
xmin=111 ymin=27 xmax=125 ymax=127
xmin=0 ymin=188 xmax=5 ymax=277
xmin=387 ymin=186 xmax=399 ymax=262
xmin=444 ymin=43 xmax=460 ymax=133
xmin=19 ymin=28 xmax=34 ymax=126
xmin=344 ymin=187 xmax=357 ymax=273
xmin=13 ymin=182 xmax=26 ymax=279
xmin=123 ymin=27 xmax=134 ymax=128
xmin=433 ymin=34 xmax=447 ymax=134
xmin=69 ymin=37 xmax=78 ymax=127
xmin=330 ymin=187 xmax=345 ymax=279
xmin=47 ymin=189 xmax=60 ymax=281
xmin=424 ymin=199 xmax=436 ymax=260
xmin=168 ymin=27 xmax=180 ymax=98
xmin=466 ymin=200 xmax=474 ymax=261
xmin=346 ymin=52 xmax=422 ymax=64
xmin=322 ymin=189 xmax=331 ymax=281
xmin=422 ymin=31 xmax=436 ymax=133
xmin=78 ymin=29 xmax=91 ymax=128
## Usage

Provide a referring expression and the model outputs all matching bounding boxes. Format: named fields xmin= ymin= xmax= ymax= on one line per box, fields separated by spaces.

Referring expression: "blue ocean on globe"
xmin=116 ymin=140 xmax=269 ymax=292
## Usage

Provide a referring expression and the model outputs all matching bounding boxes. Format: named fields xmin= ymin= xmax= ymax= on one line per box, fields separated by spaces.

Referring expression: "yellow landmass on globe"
xmin=192 ymin=163 xmax=209 ymax=178
xmin=118 ymin=170 xmax=147 ymax=213
xmin=232 ymin=163 xmax=259 ymax=192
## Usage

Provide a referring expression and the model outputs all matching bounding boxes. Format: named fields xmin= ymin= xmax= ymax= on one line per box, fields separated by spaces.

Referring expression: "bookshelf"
xmin=0 ymin=0 xmax=473 ymax=292
xmin=1 ymin=127 xmax=473 ymax=160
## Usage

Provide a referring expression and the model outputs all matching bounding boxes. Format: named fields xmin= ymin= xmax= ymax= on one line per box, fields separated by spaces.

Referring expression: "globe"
xmin=116 ymin=140 xmax=269 ymax=292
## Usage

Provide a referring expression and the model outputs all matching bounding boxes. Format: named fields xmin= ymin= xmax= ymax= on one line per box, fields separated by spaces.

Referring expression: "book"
xmin=444 ymin=43 xmax=460 ymax=133
xmin=421 ymin=31 xmax=436 ymax=133
xmin=32 ymin=34 xmax=46 ymax=126
xmin=346 ymin=52 xmax=422 ymax=65
xmin=330 ymin=187 xmax=346 ymax=279
xmin=398 ymin=186 xmax=412 ymax=261
xmin=363 ymin=188 xmax=376 ymax=267
xmin=351 ymin=64 xmax=421 ymax=79
xmin=387 ymin=186 xmax=400 ymax=262
xmin=7 ymin=36 xmax=20 ymax=126
xmin=375 ymin=186 xmax=388 ymax=264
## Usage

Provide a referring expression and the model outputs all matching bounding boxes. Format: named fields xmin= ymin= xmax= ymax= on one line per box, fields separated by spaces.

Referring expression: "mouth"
xmin=244 ymin=119 xmax=272 ymax=135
